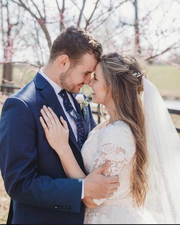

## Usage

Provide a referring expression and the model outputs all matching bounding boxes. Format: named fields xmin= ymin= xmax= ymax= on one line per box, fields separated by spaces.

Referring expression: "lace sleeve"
xmin=91 ymin=123 xmax=136 ymax=205
xmin=92 ymin=143 xmax=129 ymax=176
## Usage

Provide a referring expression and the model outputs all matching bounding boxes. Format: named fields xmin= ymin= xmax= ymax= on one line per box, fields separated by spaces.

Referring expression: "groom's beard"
xmin=60 ymin=71 xmax=81 ymax=94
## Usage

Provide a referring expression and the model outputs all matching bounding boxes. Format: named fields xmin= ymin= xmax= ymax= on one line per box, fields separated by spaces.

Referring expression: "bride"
xmin=40 ymin=53 xmax=180 ymax=224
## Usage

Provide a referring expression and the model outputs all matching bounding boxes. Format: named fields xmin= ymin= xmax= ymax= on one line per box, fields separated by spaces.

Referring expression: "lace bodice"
xmin=81 ymin=120 xmax=136 ymax=206
xmin=81 ymin=120 xmax=158 ymax=224
xmin=82 ymin=121 xmax=157 ymax=224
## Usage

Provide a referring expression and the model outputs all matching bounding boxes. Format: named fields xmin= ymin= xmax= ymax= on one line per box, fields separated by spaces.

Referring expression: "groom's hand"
xmin=84 ymin=162 xmax=120 ymax=199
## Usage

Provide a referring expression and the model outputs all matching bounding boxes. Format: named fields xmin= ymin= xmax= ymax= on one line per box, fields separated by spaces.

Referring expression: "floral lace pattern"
xmin=91 ymin=143 xmax=130 ymax=176
xmin=81 ymin=121 xmax=157 ymax=224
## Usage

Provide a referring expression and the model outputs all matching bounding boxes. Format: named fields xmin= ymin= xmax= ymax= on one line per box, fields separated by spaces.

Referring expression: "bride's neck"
xmin=105 ymin=105 xmax=120 ymax=124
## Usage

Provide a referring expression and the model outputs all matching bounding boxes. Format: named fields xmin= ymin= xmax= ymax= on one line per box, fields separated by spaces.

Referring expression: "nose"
xmin=88 ymin=78 xmax=94 ymax=88
xmin=84 ymin=74 xmax=91 ymax=85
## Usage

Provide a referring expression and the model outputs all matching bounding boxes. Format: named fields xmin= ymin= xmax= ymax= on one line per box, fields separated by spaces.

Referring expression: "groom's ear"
xmin=58 ymin=55 xmax=70 ymax=71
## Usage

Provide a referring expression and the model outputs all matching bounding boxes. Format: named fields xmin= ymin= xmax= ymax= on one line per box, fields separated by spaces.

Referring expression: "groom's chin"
xmin=73 ymin=89 xmax=81 ymax=94
xmin=73 ymin=86 xmax=82 ymax=94
xmin=66 ymin=86 xmax=81 ymax=94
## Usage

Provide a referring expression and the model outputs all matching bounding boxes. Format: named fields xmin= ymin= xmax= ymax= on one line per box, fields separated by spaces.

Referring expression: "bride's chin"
xmin=92 ymin=99 xmax=100 ymax=104
xmin=92 ymin=95 xmax=101 ymax=104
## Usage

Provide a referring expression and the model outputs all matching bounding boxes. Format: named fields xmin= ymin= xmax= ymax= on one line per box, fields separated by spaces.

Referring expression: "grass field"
xmin=146 ymin=65 xmax=180 ymax=99
xmin=0 ymin=65 xmax=38 ymax=88
xmin=0 ymin=95 xmax=7 ymax=117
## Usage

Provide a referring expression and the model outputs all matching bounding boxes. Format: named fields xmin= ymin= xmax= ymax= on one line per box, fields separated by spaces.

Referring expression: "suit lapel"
xmin=34 ymin=73 xmax=80 ymax=151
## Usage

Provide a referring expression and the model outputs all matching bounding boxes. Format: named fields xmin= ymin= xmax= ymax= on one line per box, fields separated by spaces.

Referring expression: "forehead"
xmin=92 ymin=63 xmax=104 ymax=81
xmin=78 ymin=53 xmax=98 ymax=71
xmin=94 ymin=63 xmax=102 ymax=76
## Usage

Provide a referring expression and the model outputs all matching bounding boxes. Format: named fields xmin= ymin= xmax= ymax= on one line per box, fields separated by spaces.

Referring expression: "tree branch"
xmin=11 ymin=0 xmax=52 ymax=50
xmin=0 ymin=0 xmax=5 ymax=46
xmin=77 ymin=0 xmax=87 ymax=27
xmin=70 ymin=0 xmax=86 ymax=21
xmin=85 ymin=0 xmax=100 ymax=30
xmin=55 ymin=0 xmax=65 ymax=31
xmin=42 ymin=0 xmax=47 ymax=21
xmin=30 ymin=0 xmax=44 ymax=20
xmin=146 ymin=44 xmax=180 ymax=61
xmin=61 ymin=0 xmax=66 ymax=31
xmin=90 ymin=0 xmax=128 ymax=25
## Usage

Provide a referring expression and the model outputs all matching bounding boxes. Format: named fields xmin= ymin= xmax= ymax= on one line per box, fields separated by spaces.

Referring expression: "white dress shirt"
xmin=39 ymin=68 xmax=84 ymax=199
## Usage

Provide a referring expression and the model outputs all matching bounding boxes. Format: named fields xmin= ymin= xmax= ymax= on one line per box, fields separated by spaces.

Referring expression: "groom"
xmin=0 ymin=26 xmax=119 ymax=224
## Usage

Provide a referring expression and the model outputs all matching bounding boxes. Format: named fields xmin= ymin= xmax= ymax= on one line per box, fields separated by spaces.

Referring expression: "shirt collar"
xmin=39 ymin=68 xmax=62 ymax=95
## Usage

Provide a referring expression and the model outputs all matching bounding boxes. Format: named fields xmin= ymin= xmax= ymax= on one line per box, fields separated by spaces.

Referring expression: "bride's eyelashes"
xmin=93 ymin=74 xmax=98 ymax=81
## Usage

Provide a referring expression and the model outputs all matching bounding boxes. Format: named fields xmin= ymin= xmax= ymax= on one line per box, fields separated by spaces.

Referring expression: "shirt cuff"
xmin=81 ymin=179 xmax=84 ymax=199
xmin=93 ymin=198 xmax=106 ymax=205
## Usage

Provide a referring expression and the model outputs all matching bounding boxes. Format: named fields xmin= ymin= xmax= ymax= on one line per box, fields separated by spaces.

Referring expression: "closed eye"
xmin=94 ymin=73 xmax=98 ymax=81
xmin=85 ymin=71 xmax=92 ymax=76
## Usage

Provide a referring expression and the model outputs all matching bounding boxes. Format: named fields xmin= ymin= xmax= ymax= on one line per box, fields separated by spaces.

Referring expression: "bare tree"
xmin=77 ymin=0 xmax=86 ymax=27
xmin=137 ymin=0 xmax=180 ymax=62
xmin=55 ymin=0 xmax=66 ymax=31
xmin=11 ymin=0 xmax=52 ymax=50
xmin=133 ymin=0 xmax=141 ymax=54
xmin=0 ymin=0 xmax=180 ymax=94
xmin=0 ymin=0 xmax=22 ymax=93
xmin=9 ymin=0 xmax=128 ymax=65
xmin=105 ymin=0 xmax=180 ymax=62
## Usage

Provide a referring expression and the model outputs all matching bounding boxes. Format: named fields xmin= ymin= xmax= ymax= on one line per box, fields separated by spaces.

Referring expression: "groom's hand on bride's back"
xmin=84 ymin=161 xmax=120 ymax=199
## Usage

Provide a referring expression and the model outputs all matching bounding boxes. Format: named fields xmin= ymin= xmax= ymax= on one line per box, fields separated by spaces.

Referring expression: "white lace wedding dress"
xmin=81 ymin=120 xmax=157 ymax=224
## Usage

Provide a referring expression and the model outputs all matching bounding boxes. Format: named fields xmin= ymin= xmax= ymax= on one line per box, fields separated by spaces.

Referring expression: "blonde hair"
xmin=100 ymin=53 xmax=148 ymax=207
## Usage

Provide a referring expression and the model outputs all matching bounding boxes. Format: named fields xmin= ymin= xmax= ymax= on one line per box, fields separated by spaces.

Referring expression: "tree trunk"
xmin=1 ymin=0 xmax=14 ymax=94
xmin=134 ymin=0 xmax=141 ymax=54
xmin=1 ymin=63 xmax=13 ymax=94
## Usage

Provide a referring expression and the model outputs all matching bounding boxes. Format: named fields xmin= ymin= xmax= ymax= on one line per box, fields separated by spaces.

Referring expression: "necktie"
xmin=59 ymin=89 xmax=85 ymax=149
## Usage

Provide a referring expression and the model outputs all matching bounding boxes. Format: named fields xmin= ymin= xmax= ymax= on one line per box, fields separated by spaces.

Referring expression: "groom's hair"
xmin=49 ymin=26 xmax=103 ymax=64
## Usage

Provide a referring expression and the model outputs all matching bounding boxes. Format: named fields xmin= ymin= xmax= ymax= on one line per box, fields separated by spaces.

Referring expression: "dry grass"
xmin=0 ymin=175 xmax=9 ymax=224
xmin=171 ymin=114 xmax=180 ymax=127
xmin=171 ymin=114 xmax=180 ymax=139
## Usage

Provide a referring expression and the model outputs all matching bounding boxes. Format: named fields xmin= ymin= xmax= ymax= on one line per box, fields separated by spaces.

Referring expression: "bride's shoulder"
xmin=106 ymin=120 xmax=132 ymax=133
xmin=101 ymin=120 xmax=134 ymax=140
xmin=99 ymin=121 xmax=136 ymax=153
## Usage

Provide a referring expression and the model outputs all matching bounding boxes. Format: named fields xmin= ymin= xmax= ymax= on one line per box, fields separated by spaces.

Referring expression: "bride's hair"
xmin=100 ymin=53 xmax=148 ymax=207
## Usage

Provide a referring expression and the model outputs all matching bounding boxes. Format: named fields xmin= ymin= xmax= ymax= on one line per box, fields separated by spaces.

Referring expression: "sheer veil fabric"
xmin=142 ymin=77 xmax=180 ymax=224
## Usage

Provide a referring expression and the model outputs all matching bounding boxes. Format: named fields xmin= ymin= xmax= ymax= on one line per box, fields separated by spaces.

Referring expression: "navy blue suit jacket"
xmin=0 ymin=73 xmax=96 ymax=224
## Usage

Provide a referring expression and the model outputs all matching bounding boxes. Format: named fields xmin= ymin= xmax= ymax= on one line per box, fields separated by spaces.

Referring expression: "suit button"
xmin=54 ymin=206 xmax=62 ymax=209
xmin=66 ymin=206 xmax=71 ymax=210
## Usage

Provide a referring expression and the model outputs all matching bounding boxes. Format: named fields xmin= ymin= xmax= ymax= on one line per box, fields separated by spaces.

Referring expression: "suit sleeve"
xmin=0 ymin=97 xmax=82 ymax=213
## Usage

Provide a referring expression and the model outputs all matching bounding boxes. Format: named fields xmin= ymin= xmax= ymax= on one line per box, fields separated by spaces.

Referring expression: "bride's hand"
xmin=40 ymin=106 xmax=69 ymax=154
